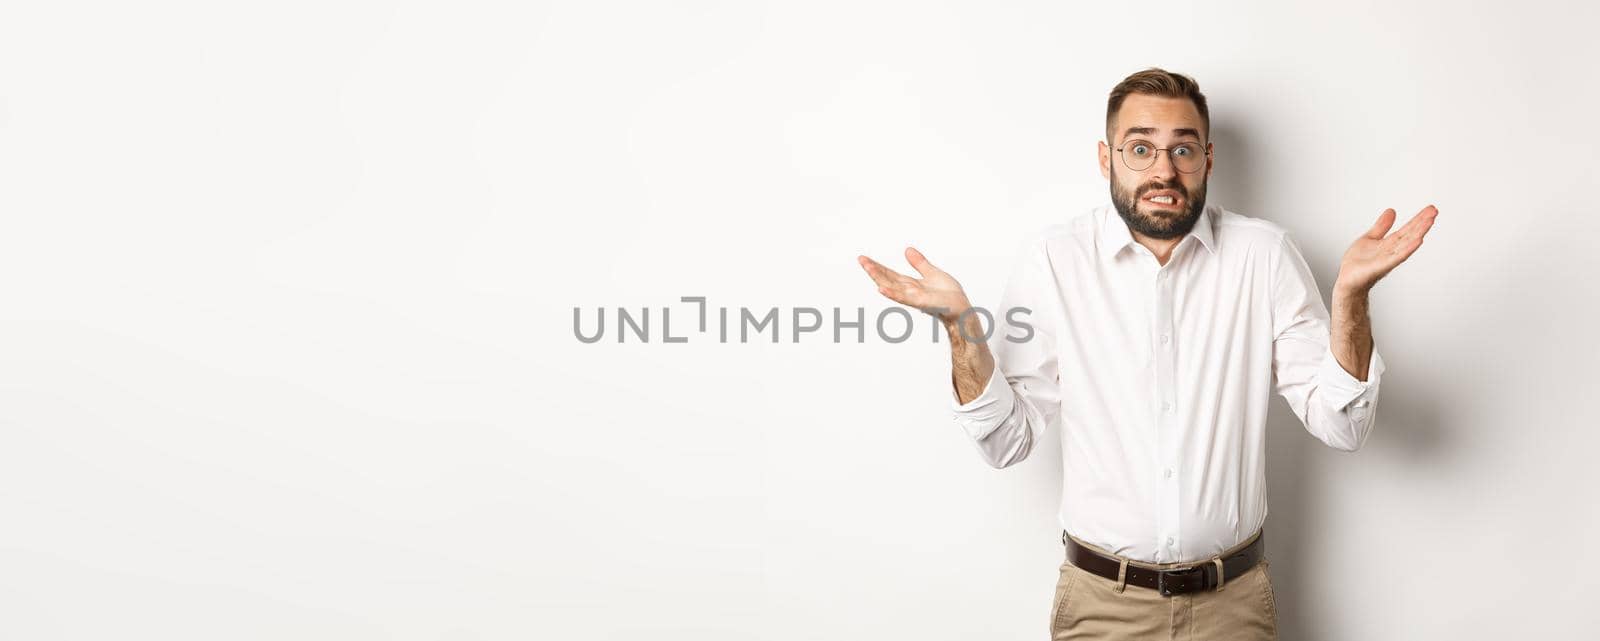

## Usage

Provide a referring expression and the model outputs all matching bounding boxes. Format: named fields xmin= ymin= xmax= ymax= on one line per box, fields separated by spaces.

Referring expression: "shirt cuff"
xmin=1316 ymin=344 xmax=1386 ymax=413
xmin=950 ymin=363 xmax=1015 ymax=438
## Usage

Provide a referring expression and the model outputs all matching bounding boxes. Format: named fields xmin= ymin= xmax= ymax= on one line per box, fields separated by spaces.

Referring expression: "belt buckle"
xmin=1156 ymin=565 xmax=1207 ymax=597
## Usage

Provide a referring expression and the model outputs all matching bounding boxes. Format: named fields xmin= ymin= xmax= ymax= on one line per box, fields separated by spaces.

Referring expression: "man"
xmin=856 ymin=68 xmax=1437 ymax=639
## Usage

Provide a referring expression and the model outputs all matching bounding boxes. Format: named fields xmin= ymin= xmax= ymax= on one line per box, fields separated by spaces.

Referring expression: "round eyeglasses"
xmin=1113 ymin=139 xmax=1209 ymax=174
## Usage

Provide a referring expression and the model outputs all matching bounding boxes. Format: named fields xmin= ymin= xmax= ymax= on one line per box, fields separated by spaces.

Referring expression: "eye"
xmin=1130 ymin=143 xmax=1152 ymax=156
xmin=1173 ymin=145 xmax=1192 ymax=157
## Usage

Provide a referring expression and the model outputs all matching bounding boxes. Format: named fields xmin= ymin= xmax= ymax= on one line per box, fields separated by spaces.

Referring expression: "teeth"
xmin=1150 ymin=195 xmax=1175 ymax=204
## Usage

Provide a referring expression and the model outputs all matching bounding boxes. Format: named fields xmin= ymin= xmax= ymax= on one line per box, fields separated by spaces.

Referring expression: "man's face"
xmin=1099 ymin=94 xmax=1214 ymax=241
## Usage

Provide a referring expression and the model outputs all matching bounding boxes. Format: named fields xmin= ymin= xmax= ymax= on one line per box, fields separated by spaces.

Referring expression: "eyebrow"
xmin=1121 ymin=127 xmax=1204 ymax=142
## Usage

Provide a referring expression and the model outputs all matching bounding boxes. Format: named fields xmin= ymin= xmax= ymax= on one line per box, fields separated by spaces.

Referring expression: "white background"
xmin=3 ymin=1 xmax=1597 ymax=639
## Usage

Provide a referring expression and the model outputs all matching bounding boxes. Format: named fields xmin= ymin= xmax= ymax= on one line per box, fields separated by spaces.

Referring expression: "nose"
xmin=1149 ymin=149 xmax=1180 ymax=180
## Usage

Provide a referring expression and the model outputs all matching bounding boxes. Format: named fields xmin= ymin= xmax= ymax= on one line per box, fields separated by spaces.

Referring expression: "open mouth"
xmin=1142 ymin=190 xmax=1183 ymax=209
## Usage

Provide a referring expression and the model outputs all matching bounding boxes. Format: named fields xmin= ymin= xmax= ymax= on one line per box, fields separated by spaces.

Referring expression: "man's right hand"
xmin=859 ymin=247 xmax=996 ymax=406
xmin=856 ymin=247 xmax=973 ymax=329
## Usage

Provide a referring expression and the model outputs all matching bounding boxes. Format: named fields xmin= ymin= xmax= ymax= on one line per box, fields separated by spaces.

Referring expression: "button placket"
xmin=1153 ymin=268 xmax=1180 ymax=562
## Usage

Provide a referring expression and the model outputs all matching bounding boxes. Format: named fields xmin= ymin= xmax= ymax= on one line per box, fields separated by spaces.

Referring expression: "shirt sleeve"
xmin=1269 ymin=232 xmax=1386 ymax=452
xmin=949 ymin=233 xmax=1063 ymax=469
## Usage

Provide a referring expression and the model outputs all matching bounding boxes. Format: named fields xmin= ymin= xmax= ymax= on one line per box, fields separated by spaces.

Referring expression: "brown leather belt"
xmin=1063 ymin=530 xmax=1264 ymax=597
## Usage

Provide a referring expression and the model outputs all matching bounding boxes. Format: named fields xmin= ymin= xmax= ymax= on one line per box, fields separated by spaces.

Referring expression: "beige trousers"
xmin=1049 ymin=531 xmax=1278 ymax=640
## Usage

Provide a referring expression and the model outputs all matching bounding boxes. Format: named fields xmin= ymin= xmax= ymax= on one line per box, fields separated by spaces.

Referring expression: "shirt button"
xmin=1164 ymin=468 xmax=1173 ymax=479
xmin=1160 ymin=334 xmax=1170 ymax=344
xmin=1166 ymin=537 xmax=1175 ymax=547
xmin=1161 ymin=402 xmax=1172 ymax=413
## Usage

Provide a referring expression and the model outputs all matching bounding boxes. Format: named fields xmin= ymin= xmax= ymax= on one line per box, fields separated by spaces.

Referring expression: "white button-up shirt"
xmin=951 ymin=203 xmax=1385 ymax=563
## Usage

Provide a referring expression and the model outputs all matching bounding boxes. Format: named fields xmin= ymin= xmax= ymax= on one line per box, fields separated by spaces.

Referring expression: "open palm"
xmin=1338 ymin=205 xmax=1439 ymax=293
xmin=857 ymin=247 xmax=971 ymax=324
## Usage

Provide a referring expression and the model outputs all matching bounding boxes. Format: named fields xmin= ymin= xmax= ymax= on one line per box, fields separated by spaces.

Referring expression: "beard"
xmin=1109 ymin=166 xmax=1207 ymax=241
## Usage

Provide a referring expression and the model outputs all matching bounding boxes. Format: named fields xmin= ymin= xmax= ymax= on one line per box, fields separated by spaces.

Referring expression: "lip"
xmin=1142 ymin=190 xmax=1183 ymax=208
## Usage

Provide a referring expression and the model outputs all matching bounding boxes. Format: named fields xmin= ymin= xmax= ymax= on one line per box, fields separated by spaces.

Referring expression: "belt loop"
xmin=1212 ymin=557 xmax=1226 ymax=592
xmin=1114 ymin=559 xmax=1128 ymax=593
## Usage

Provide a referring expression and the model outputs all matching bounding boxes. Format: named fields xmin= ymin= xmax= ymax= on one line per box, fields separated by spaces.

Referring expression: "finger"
xmin=857 ymin=254 xmax=908 ymax=284
xmin=1383 ymin=214 xmax=1435 ymax=265
xmin=1383 ymin=205 xmax=1440 ymax=250
xmin=1365 ymin=208 xmax=1396 ymax=240
xmin=857 ymin=255 xmax=913 ymax=289
xmin=857 ymin=255 xmax=894 ymax=287
xmin=858 ymin=258 xmax=919 ymax=304
xmin=905 ymin=246 xmax=943 ymax=278
xmin=1389 ymin=232 xmax=1427 ymax=265
xmin=1412 ymin=205 xmax=1438 ymax=235
xmin=1412 ymin=204 xmax=1440 ymax=237
xmin=1391 ymin=204 xmax=1440 ymax=237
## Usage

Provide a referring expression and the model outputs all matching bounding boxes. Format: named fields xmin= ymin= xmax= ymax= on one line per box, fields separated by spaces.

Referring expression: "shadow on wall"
xmin=1207 ymin=114 xmax=1452 ymax=641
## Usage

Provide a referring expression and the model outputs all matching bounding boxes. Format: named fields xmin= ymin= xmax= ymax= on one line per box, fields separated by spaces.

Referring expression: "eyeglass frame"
xmin=1108 ymin=138 xmax=1213 ymax=174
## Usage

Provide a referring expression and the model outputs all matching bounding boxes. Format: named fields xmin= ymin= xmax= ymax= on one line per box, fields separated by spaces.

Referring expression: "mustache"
xmin=1137 ymin=182 xmax=1188 ymax=199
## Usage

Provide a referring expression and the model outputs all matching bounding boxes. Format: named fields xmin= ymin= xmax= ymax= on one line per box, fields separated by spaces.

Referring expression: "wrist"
xmin=943 ymin=311 xmax=984 ymax=344
xmin=1333 ymin=279 xmax=1371 ymax=299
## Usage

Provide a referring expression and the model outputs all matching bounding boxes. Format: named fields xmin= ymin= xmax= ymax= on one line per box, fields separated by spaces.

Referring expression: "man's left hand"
xmin=1335 ymin=204 xmax=1439 ymax=295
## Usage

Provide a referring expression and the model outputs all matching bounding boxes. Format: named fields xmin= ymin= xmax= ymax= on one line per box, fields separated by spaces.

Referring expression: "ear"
xmin=1204 ymin=141 xmax=1214 ymax=181
xmin=1098 ymin=140 xmax=1111 ymax=179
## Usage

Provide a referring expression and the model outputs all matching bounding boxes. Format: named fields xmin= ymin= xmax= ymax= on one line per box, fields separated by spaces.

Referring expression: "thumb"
xmin=1365 ymin=208 xmax=1396 ymax=239
xmin=905 ymin=246 xmax=942 ymax=278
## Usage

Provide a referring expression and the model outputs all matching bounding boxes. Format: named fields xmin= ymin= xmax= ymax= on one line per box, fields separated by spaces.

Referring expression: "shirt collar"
xmin=1098 ymin=203 xmax=1217 ymax=263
